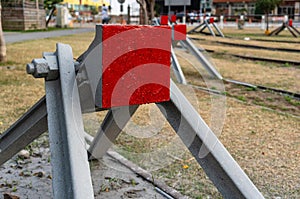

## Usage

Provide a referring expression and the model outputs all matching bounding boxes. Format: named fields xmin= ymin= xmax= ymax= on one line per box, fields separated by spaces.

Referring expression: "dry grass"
xmin=190 ymin=33 xmax=300 ymax=50
xmin=184 ymin=37 xmax=300 ymax=93
xmin=213 ymin=56 xmax=300 ymax=93
xmin=0 ymin=29 xmax=299 ymax=198
xmin=197 ymin=42 xmax=300 ymax=62
xmin=152 ymin=96 xmax=300 ymax=198
xmin=188 ymin=33 xmax=300 ymax=62
xmin=221 ymin=27 xmax=300 ymax=42
xmin=0 ymin=32 xmax=95 ymax=132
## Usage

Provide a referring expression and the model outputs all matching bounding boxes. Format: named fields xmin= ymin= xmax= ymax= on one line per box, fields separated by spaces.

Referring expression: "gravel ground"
xmin=0 ymin=135 xmax=173 ymax=199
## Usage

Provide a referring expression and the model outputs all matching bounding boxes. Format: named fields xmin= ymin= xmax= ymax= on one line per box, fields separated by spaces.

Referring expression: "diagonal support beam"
xmin=286 ymin=26 xmax=297 ymax=37
xmin=187 ymin=23 xmax=204 ymax=34
xmin=205 ymin=20 xmax=216 ymax=37
xmin=212 ymin=23 xmax=225 ymax=38
xmin=181 ymin=38 xmax=223 ymax=80
xmin=88 ymin=105 xmax=139 ymax=159
xmin=290 ymin=25 xmax=300 ymax=35
xmin=0 ymin=97 xmax=47 ymax=166
xmin=171 ymin=47 xmax=187 ymax=85
xmin=156 ymin=80 xmax=264 ymax=199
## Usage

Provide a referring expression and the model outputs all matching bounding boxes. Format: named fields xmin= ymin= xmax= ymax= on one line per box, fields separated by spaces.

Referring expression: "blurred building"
xmin=1 ymin=0 xmax=46 ymax=31
xmin=155 ymin=0 xmax=203 ymax=15
xmin=62 ymin=0 xmax=109 ymax=13
xmin=213 ymin=0 xmax=300 ymax=19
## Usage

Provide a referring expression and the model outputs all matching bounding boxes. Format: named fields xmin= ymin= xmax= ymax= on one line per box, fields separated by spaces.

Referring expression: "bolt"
xmin=26 ymin=63 xmax=35 ymax=74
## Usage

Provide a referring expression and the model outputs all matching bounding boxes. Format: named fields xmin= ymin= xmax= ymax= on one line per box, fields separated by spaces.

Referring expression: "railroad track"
xmin=216 ymin=41 xmax=300 ymax=53
xmin=189 ymin=37 xmax=300 ymax=66
xmin=189 ymin=78 xmax=300 ymax=101
xmin=247 ymin=38 xmax=300 ymax=44
xmin=208 ymin=50 xmax=300 ymax=66
xmin=223 ymin=79 xmax=300 ymax=100
xmin=187 ymin=78 xmax=300 ymax=117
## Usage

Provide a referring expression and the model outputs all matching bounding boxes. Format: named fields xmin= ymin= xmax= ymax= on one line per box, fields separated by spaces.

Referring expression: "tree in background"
xmin=0 ymin=3 xmax=6 ymax=62
xmin=44 ymin=0 xmax=63 ymax=27
xmin=255 ymin=0 xmax=281 ymax=35
xmin=136 ymin=0 xmax=155 ymax=24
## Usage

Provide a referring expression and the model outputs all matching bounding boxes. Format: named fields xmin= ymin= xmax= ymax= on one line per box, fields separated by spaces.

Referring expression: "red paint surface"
xmin=289 ymin=19 xmax=293 ymax=26
xmin=102 ymin=25 xmax=171 ymax=108
xmin=209 ymin=17 xmax=214 ymax=24
xmin=160 ymin=15 xmax=169 ymax=25
xmin=171 ymin=15 xmax=177 ymax=23
xmin=173 ymin=24 xmax=186 ymax=41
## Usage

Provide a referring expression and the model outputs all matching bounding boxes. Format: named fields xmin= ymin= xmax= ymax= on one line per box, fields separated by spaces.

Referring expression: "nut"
xmin=26 ymin=58 xmax=49 ymax=78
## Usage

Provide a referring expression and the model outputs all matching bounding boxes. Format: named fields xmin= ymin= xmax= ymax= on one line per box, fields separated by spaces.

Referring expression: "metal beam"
xmin=205 ymin=20 xmax=216 ymax=37
xmin=187 ymin=23 xmax=204 ymax=34
xmin=156 ymin=80 xmax=264 ymax=199
xmin=0 ymin=97 xmax=47 ymax=165
xmin=45 ymin=43 xmax=94 ymax=198
xmin=181 ymin=38 xmax=223 ymax=80
xmin=171 ymin=47 xmax=187 ymax=85
xmin=212 ymin=22 xmax=225 ymax=38
xmin=88 ymin=105 xmax=139 ymax=159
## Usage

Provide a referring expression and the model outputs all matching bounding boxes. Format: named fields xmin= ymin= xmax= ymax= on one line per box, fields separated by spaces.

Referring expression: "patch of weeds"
xmin=257 ymin=61 xmax=269 ymax=66
xmin=0 ymin=61 xmax=18 ymax=66
xmin=284 ymin=95 xmax=292 ymax=102
xmin=12 ymin=186 xmax=17 ymax=192
xmin=283 ymin=62 xmax=290 ymax=67
xmin=222 ymin=91 xmax=228 ymax=95
xmin=236 ymin=95 xmax=246 ymax=102
xmin=266 ymin=97 xmax=274 ymax=102
xmin=261 ymin=107 xmax=271 ymax=113
xmin=245 ymin=87 xmax=257 ymax=91
xmin=284 ymin=95 xmax=300 ymax=106
xmin=253 ymin=100 xmax=267 ymax=107
xmin=100 ymin=177 xmax=130 ymax=192
xmin=130 ymin=179 xmax=138 ymax=186
xmin=211 ymin=53 xmax=225 ymax=59
xmin=26 ymin=182 xmax=33 ymax=189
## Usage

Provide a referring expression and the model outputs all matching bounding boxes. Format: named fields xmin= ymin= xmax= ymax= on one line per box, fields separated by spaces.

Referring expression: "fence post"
xmin=261 ymin=15 xmax=266 ymax=30
xmin=220 ymin=15 xmax=224 ymax=29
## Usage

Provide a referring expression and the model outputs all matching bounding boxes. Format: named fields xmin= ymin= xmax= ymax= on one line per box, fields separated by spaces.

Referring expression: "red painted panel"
xmin=173 ymin=24 xmax=186 ymax=41
xmin=209 ymin=17 xmax=214 ymax=24
xmin=160 ymin=15 xmax=169 ymax=25
xmin=171 ymin=15 xmax=177 ymax=23
xmin=102 ymin=25 xmax=171 ymax=108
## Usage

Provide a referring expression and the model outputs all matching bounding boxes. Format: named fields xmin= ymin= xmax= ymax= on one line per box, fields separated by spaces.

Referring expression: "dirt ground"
xmin=0 ymin=28 xmax=299 ymax=198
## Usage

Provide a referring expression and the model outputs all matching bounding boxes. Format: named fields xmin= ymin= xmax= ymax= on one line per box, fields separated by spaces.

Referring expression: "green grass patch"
xmin=237 ymin=95 xmax=246 ymax=102
xmin=284 ymin=95 xmax=300 ymax=106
